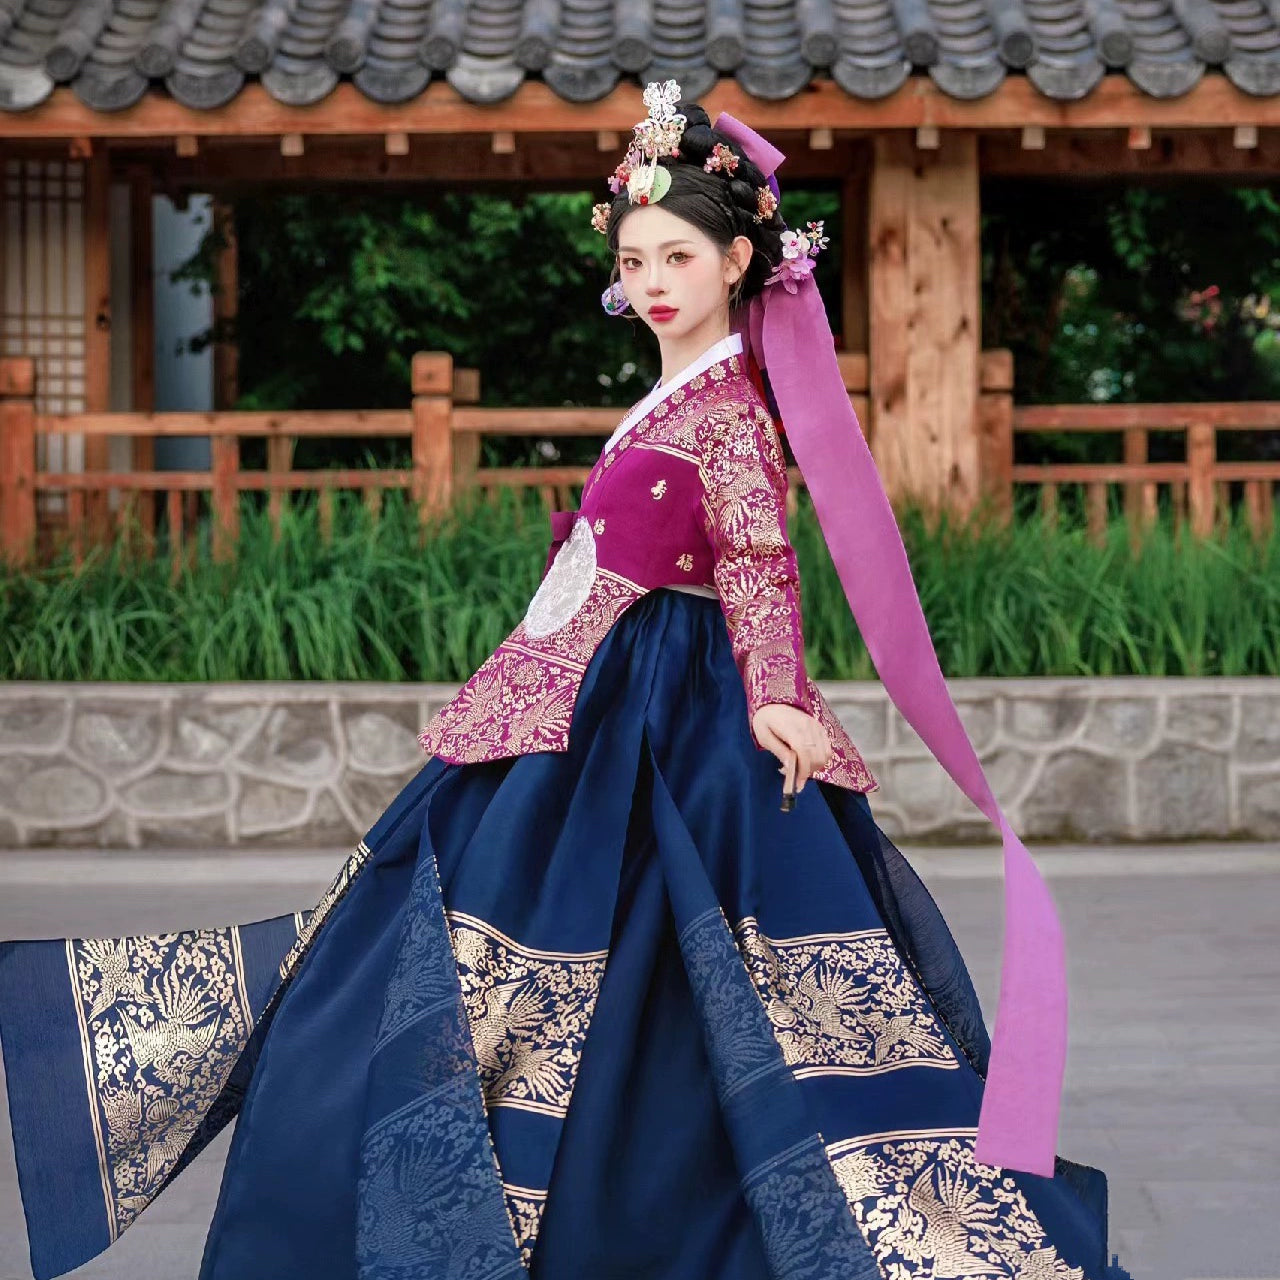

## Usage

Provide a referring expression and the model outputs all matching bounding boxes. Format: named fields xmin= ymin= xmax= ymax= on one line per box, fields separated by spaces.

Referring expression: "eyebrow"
xmin=617 ymin=240 xmax=695 ymax=252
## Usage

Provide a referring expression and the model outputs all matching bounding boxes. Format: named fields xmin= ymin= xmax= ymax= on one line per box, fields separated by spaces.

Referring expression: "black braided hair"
xmin=602 ymin=100 xmax=786 ymax=303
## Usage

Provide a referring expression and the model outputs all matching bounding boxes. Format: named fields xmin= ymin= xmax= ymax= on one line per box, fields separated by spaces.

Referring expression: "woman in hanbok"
xmin=0 ymin=86 xmax=1133 ymax=1280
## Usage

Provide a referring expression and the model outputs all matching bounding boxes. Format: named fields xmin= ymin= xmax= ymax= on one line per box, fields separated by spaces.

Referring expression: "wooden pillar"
xmin=411 ymin=351 xmax=454 ymax=535
xmin=212 ymin=197 xmax=239 ymax=409
xmin=839 ymin=142 xmax=870 ymax=354
xmin=127 ymin=164 xmax=156 ymax=553
xmin=868 ymin=131 xmax=981 ymax=519
xmin=83 ymin=146 xmax=111 ymax=538
xmin=210 ymin=197 xmax=240 ymax=559
xmin=0 ymin=358 xmax=37 ymax=566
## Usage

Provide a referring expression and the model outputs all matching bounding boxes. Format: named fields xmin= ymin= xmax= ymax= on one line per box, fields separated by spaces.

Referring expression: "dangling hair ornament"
xmin=763 ymin=220 xmax=829 ymax=293
xmin=594 ymin=78 xmax=686 ymax=225
xmin=590 ymin=202 xmax=611 ymax=235
xmin=600 ymin=279 xmax=631 ymax=315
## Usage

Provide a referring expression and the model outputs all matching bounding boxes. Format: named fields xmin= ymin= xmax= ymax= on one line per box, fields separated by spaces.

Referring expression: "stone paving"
xmin=1 ymin=842 xmax=1277 ymax=1280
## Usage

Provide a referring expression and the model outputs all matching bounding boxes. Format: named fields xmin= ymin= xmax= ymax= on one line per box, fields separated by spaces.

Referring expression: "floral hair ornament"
xmin=763 ymin=220 xmax=829 ymax=293
xmin=703 ymin=142 xmax=739 ymax=175
xmin=752 ymin=184 xmax=779 ymax=224
xmin=602 ymin=78 xmax=686 ymax=212
xmin=590 ymin=202 xmax=611 ymax=235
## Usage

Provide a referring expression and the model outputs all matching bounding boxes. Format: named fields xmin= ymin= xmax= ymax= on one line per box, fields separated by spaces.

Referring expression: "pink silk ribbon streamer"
xmin=715 ymin=109 xmax=1067 ymax=1178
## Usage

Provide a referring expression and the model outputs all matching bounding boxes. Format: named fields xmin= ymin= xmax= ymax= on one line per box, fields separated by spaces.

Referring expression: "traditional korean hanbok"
xmin=0 ymin=327 xmax=1133 ymax=1280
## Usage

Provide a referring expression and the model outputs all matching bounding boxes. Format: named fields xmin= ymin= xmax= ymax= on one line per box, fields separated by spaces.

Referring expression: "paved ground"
xmin=1 ymin=841 xmax=1278 ymax=1280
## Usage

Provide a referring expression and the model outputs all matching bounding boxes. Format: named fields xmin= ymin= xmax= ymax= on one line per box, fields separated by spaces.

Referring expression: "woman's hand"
xmin=752 ymin=704 xmax=832 ymax=794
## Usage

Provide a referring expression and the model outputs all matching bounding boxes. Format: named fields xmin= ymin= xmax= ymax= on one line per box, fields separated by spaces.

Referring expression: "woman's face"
xmin=614 ymin=204 xmax=752 ymax=345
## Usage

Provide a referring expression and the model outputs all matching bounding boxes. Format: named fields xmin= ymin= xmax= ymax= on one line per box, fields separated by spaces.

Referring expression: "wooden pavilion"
xmin=2 ymin=0 xmax=1280 ymax=566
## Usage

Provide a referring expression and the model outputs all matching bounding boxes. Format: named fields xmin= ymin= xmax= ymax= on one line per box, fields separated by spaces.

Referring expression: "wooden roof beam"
xmin=982 ymin=127 xmax=1280 ymax=175
xmin=18 ymin=79 xmax=1280 ymax=141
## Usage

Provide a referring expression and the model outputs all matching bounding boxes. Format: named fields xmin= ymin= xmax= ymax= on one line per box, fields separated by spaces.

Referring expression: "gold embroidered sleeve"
xmin=700 ymin=400 xmax=812 ymax=748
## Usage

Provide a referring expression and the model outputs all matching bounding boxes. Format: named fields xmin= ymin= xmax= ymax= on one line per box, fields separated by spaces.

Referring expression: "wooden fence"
xmin=1 ymin=349 xmax=1278 ymax=579
xmin=979 ymin=350 xmax=1279 ymax=546
xmin=0 ymin=350 xmax=869 ymax=579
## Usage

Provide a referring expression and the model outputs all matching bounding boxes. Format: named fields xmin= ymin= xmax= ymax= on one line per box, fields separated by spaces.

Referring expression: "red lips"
xmin=649 ymin=306 xmax=678 ymax=320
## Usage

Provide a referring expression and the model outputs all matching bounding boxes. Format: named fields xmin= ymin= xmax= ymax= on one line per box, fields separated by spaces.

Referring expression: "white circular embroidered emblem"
xmin=523 ymin=515 xmax=597 ymax=639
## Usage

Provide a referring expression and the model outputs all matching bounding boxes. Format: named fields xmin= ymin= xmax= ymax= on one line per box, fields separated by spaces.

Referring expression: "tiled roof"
xmin=1 ymin=0 xmax=1277 ymax=115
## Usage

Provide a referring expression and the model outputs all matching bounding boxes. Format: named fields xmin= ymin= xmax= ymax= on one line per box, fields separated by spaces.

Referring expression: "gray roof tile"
xmin=0 ymin=0 xmax=1274 ymax=112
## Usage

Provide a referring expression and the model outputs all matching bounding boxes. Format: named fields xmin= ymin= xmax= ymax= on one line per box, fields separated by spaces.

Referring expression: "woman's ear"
xmin=726 ymin=233 xmax=754 ymax=285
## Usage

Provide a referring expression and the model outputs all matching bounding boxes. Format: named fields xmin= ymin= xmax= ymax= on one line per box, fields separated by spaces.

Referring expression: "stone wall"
xmin=0 ymin=679 xmax=1275 ymax=848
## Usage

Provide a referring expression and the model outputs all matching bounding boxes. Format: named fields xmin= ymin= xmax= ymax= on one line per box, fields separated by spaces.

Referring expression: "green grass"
xmin=2 ymin=487 xmax=1278 ymax=681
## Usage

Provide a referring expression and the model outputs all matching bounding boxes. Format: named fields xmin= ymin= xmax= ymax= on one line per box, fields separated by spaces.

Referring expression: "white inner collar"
xmin=604 ymin=331 xmax=744 ymax=455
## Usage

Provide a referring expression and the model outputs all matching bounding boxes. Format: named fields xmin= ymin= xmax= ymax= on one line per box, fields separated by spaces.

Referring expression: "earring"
xmin=601 ymin=279 xmax=631 ymax=316
xmin=728 ymin=277 xmax=744 ymax=309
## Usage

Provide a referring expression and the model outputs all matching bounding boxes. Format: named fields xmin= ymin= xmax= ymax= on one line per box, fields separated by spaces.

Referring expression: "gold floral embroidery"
xmin=698 ymin=398 xmax=809 ymax=720
xmin=676 ymin=553 xmax=694 ymax=571
xmin=67 ymin=927 xmax=254 ymax=1239
xmin=593 ymin=517 xmax=606 ymax=534
xmin=503 ymin=1182 xmax=549 ymax=1267
xmin=417 ymin=568 xmax=643 ymax=763
xmin=826 ymin=1129 xmax=1085 ymax=1278
xmin=280 ymin=840 xmax=373 ymax=981
xmin=651 ymin=479 xmax=667 ymax=499
xmin=448 ymin=910 xmax=608 ymax=1117
xmin=806 ymin=683 xmax=880 ymax=793
xmin=733 ymin=918 xmax=957 ymax=1077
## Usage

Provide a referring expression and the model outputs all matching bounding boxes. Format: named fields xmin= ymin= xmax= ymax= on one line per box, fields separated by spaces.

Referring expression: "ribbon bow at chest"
xmin=543 ymin=509 xmax=579 ymax=577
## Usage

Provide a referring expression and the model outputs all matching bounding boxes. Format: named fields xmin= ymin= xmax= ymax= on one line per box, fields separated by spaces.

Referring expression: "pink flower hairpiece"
xmin=703 ymin=143 xmax=739 ymax=175
xmin=763 ymin=220 xmax=829 ymax=293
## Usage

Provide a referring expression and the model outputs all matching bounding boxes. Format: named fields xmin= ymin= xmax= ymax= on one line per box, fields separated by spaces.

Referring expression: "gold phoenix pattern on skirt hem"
xmin=446 ymin=909 xmax=609 ymax=1118
xmin=732 ymin=917 xmax=960 ymax=1077
xmin=66 ymin=926 xmax=254 ymax=1240
xmin=826 ymin=1128 xmax=1086 ymax=1278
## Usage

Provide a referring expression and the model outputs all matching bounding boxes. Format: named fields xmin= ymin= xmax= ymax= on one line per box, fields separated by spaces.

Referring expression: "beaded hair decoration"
xmin=590 ymin=78 xmax=780 ymax=237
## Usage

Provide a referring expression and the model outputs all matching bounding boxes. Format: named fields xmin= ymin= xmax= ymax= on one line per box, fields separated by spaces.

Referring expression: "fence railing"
xmin=0 ymin=351 xmax=867 ymax=578
xmin=978 ymin=351 xmax=1279 ymax=546
xmin=2 ymin=349 xmax=1277 ymax=578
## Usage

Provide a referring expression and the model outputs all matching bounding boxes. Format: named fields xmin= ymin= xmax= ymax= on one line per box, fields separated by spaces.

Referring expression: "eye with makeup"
xmin=619 ymin=250 xmax=692 ymax=271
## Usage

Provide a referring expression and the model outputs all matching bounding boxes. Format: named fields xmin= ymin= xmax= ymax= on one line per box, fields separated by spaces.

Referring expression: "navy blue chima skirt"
xmin=0 ymin=588 xmax=1132 ymax=1280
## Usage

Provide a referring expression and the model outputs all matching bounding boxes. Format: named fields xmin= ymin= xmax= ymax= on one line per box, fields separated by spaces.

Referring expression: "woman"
xmin=0 ymin=87 xmax=1132 ymax=1280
